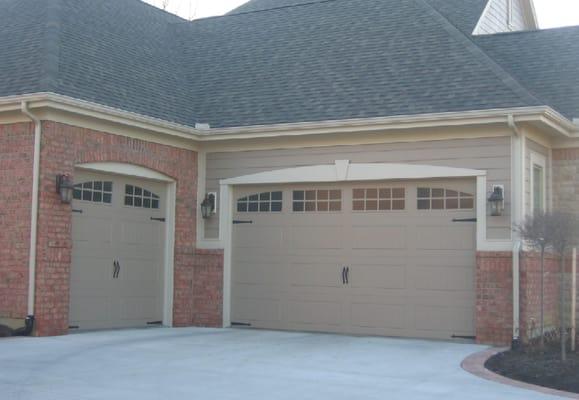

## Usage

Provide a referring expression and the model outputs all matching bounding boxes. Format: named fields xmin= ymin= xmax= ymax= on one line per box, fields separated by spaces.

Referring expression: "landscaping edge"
xmin=461 ymin=348 xmax=579 ymax=399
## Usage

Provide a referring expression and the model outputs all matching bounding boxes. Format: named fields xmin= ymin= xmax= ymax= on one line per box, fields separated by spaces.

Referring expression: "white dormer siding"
xmin=473 ymin=0 xmax=538 ymax=35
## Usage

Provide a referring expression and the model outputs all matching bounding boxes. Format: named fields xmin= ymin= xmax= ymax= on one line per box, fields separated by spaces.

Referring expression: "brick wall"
xmin=0 ymin=123 xmax=34 ymax=320
xmin=519 ymin=253 xmax=561 ymax=340
xmin=476 ymin=249 xmax=577 ymax=346
xmin=476 ymin=252 xmax=513 ymax=345
xmin=0 ymin=119 xmax=222 ymax=336
xmin=553 ymin=148 xmax=579 ymax=337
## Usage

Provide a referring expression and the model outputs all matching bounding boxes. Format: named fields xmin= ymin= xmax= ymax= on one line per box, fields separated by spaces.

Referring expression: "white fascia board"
xmin=221 ymin=161 xmax=486 ymax=186
xmin=1 ymin=93 xmax=576 ymax=141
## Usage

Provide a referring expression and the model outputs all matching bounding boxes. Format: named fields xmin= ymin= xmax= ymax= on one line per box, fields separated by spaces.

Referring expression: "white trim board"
xmin=221 ymin=161 xmax=486 ymax=186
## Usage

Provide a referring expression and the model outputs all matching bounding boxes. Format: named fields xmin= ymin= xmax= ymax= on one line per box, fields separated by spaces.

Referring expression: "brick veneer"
xmin=0 ymin=123 xmax=34 ymax=320
xmin=476 ymin=252 xmax=513 ymax=345
xmin=0 ymin=121 xmax=224 ymax=335
xmin=519 ymin=253 xmax=563 ymax=340
xmin=553 ymin=147 xmax=579 ymax=333
xmin=477 ymin=250 xmax=577 ymax=346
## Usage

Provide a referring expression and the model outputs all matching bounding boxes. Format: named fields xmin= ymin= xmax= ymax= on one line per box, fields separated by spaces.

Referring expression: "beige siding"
xmin=525 ymin=138 xmax=550 ymax=216
xmin=475 ymin=0 xmax=532 ymax=35
xmin=205 ymin=136 xmax=512 ymax=240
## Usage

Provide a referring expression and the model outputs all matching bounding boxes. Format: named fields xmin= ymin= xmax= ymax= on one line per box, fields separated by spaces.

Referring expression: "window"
xmin=124 ymin=185 xmax=160 ymax=209
xmin=73 ymin=181 xmax=113 ymax=204
xmin=417 ymin=187 xmax=474 ymax=210
xmin=531 ymin=152 xmax=546 ymax=215
xmin=292 ymin=189 xmax=341 ymax=212
xmin=237 ymin=191 xmax=282 ymax=212
xmin=532 ymin=165 xmax=544 ymax=214
xmin=352 ymin=188 xmax=405 ymax=211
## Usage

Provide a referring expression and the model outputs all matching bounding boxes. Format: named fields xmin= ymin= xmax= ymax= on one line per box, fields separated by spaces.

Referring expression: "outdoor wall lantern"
xmin=56 ymin=174 xmax=75 ymax=204
xmin=488 ymin=185 xmax=505 ymax=217
xmin=201 ymin=193 xmax=216 ymax=219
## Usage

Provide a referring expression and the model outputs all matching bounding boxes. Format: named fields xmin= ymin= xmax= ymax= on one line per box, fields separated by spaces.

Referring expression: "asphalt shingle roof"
xmin=0 ymin=0 xmax=577 ymax=129
xmin=475 ymin=26 xmax=579 ymax=121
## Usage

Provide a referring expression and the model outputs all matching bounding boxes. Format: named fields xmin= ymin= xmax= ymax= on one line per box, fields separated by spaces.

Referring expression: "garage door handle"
xmin=341 ymin=267 xmax=346 ymax=285
xmin=113 ymin=261 xmax=120 ymax=279
xmin=345 ymin=267 xmax=350 ymax=285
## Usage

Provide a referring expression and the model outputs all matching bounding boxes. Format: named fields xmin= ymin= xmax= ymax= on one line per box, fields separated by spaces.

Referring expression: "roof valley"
xmin=416 ymin=0 xmax=541 ymax=108
xmin=39 ymin=0 xmax=63 ymax=93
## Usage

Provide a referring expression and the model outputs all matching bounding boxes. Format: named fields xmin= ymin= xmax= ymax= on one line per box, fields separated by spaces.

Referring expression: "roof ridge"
xmin=39 ymin=0 xmax=62 ymax=92
xmin=182 ymin=0 xmax=343 ymax=23
xmin=416 ymin=0 xmax=542 ymax=108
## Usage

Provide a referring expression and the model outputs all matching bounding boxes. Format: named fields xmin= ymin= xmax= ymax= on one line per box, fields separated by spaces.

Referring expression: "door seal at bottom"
xmin=231 ymin=322 xmax=252 ymax=327
xmin=451 ymin=335 xmax=476 ymax=340
xmin=147 ymin=321 xmax=163 ymax=325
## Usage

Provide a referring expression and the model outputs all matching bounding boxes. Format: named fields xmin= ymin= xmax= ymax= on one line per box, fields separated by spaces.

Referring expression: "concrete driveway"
xmin=0 ymin=328 xmax=561 ymax=400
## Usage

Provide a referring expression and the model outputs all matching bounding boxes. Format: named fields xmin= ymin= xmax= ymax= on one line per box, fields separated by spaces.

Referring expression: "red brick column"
xmin=519 ymin=252 xmax=561 ymax=341
xmin=30 ymin=121 xmax=221 ymax=336
xmin=476 ymin=252 xmax=513 ymax=345
xmin=0 ymin=123 xmax=34 ymax=321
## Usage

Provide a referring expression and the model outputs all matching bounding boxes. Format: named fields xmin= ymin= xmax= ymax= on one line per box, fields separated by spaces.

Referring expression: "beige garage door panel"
xmin=231 ymin=180 xmax=476 ymax=340
xmin=69 ymin=171 xmax=165 ymax=330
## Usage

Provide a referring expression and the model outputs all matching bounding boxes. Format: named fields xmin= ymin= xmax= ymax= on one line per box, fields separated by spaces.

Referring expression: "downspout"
xmin=509 ymin=114 xmax=522 ymax=348
xmin=512 ymin=240 xmax=522 ymax=348
xmin=20 ymin=101 xmax=41 ymax=334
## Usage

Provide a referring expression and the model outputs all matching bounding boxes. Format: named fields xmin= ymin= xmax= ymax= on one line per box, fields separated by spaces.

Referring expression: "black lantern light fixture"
xmin=200 ymin=193 xmax=216 ymax=219
xmin=488 ymin=185 xmax=504 ymax=217
xmin=56 ymin=174 xmax=75 ymax=204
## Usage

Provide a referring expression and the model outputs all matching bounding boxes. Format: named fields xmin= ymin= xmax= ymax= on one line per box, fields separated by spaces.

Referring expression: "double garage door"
xmin=69 ymin=171 xmax=166 ymax=330
xmin=231 ymin=178 xmax=477 ymax=340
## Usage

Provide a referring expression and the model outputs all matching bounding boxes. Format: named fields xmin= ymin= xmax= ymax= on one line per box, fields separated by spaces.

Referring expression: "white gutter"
xmin=512 ymin=240 xmax=522 ymax=344
xmin=1 ymin=93 xmax=577 ymax=141
xmin=572 ymin=247 xmax=577 ymax=352
xmin=509 ymin=113 xmax=523 ymax=345
xmin=21 ymin=101 xmax=41 ymax=318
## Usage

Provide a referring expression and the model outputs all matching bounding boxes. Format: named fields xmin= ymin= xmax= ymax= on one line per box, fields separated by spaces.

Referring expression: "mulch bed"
xmin=485 ymin=346 xmax=579 ymax=394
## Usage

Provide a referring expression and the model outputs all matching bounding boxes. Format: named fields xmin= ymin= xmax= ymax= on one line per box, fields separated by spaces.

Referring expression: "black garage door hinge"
xmin=150 ymin=217 xmax=166 ymax=222
xmin=452 ymin=218 xmax=477 ymax=223
xmin=72 ymin=209 xmax=83 ymax=214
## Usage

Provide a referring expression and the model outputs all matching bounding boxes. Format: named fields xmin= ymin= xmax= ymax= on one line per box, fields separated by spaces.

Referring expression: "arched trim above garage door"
xmin=217 ymin=160 xmax=504 ymax=328
xmin=221 ymin=160 xmax=486 ymax=185
xmin=76 ymin=162 xmax=175 ymax=182
xmin=74 ymin=161 xmax=176 ymax=328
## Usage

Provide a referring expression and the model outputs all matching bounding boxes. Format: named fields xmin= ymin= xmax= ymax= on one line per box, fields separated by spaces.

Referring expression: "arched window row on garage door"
xmin=237 ymin=191 xmax=283 ymax=212
xmin=352 ymin=187 xmax=406 ymax=211
xmin=73 ymin=181 xmax=113 ymax=204
xmin=417 ymin=187 xmax=474 ymax=210
xmin=124 ymin=185 xmax=160 ymax=209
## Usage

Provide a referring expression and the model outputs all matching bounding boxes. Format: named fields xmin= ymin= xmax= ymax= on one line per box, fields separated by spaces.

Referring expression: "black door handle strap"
xmin=345 ymin=267 xmax=349 ymax=285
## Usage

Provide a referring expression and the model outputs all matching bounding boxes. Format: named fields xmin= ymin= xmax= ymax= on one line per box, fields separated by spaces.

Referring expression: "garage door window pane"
xmin=352 ymin=187 xmax=405 ymax=211
xmin=293 ymin=189 xmax=342 ymax=212
xmin=74 ymin=181 xmax=113 ymax=204
xmin=124 ymin=185 xmax=160 ymax=209
xmin=237 ymin=191 xmax=283 ymax=213
xmin=417 ymin=187 xmax=474 ymax=210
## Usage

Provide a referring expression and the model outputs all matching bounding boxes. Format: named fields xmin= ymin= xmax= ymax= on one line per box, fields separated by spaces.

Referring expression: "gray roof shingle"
xmin=0 ymin=0 xmax=577 ymax=129
xmin=475 ymin=26 xmax=579 ymax=120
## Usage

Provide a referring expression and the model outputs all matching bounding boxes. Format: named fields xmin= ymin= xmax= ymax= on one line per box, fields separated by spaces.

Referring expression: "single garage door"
xmin=231 ymin=178 xmax=476 ymax=340
xmin=69 ymin=171 xmax=166 ymax=330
